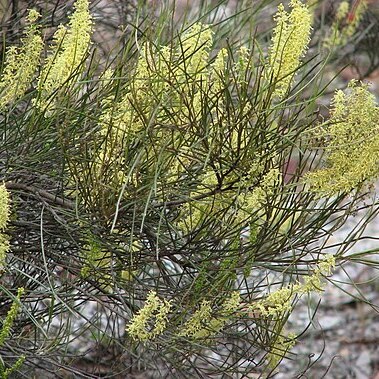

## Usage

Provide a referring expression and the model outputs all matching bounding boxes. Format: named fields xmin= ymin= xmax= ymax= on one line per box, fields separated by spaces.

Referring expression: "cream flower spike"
xmin=267 ymin=0 xmax=312 ymax=99
xmin=0 ymin=9 xmax=43 ymax=109
xmin=35 ymin=0 xmax=93 ymax=112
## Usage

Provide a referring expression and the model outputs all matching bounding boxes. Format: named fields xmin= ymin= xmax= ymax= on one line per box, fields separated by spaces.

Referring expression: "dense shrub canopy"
xmin=0 ymin=0 xmax=378 ymax=377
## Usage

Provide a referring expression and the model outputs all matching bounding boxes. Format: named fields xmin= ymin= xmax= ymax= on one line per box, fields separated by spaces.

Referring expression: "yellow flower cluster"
xmin=324 ymin=1 xmax=367 ymax=48
xmin=249 ymin=254 xmax=336 ymax=317
xmin=0 ymin=185 xmax=10 ymax=268
xmin=178 ymin=300 xmax=212 ymax=339
xmin=180 ymin=23 xmax=213 ymax=76
xmin=247 ymin=255 xmax=335 ymax=369
xmin=0 ymin=9 xmax=43 ymax=109
xmin=126 ymin=292 xmax=241 ymax=343
xmin=98 ymin=23 xmax=213 ymax=146
xmin=235 ymin=46 xmax=251 ymax=85
xmin=336 ymin=1 xmax=350 ymax=21
xmin=254 ymin=287 xmax=294 ymax=317
xmin=126 ymin=291 xmax=172 ymax=342
xmin=98 ymin=44 xmax=155 ymax=140
xmin=306 ymin=81 xmax=379 ymax=196
xmin=101 ymin=23 xmax=213 ymax=138
xmin=267 ymin=0 xmax=312 ymax=99
xmin=36 ymin=0 xmax=93 ymax=111
xmin=125 ymin=255 xmax=335 ymax=344
xmin=179 ymin=292 xmax=240 ymax=340
xmin=210 ymin=48 xmax=228 ymax=94
xmin=299 ymin=254 xmax=336 ymax=294
xmin=0 ymin=185 xmax=10 ymax=231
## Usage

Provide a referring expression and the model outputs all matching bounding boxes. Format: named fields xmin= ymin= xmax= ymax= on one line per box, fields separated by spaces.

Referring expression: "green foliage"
xmin=0 ymin=288 xmax=25 ymax=378
xmin=0 ymin=0 xmax=377 ymax=377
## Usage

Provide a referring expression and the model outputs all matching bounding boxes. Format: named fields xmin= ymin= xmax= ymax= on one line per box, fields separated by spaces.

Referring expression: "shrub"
xmin=0 ymin=0 xmax=377 ymax=377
